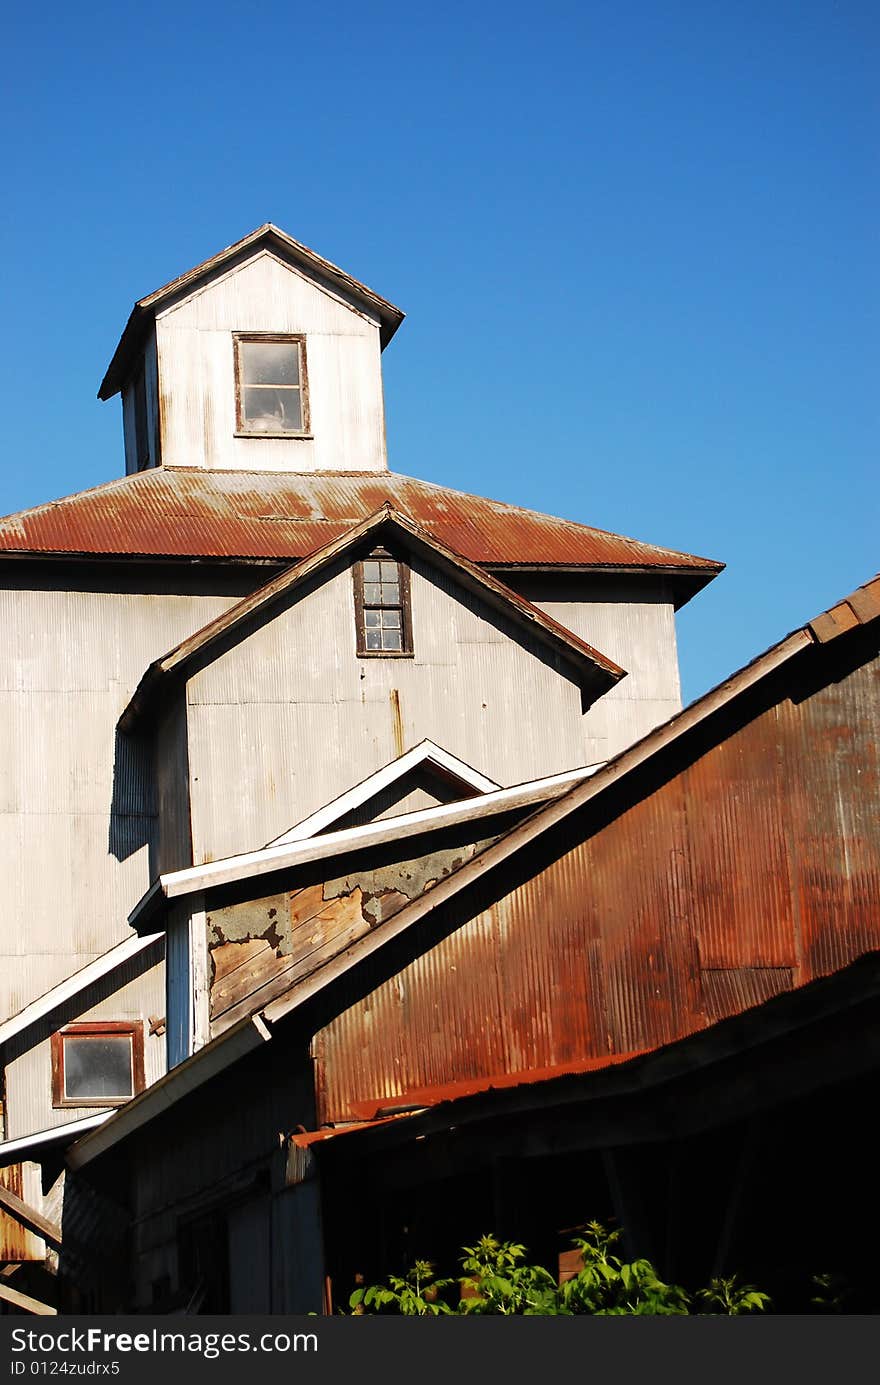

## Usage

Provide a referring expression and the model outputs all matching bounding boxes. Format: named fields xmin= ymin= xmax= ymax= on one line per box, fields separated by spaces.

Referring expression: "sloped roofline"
xmin=0 ymin=467 xmax=724 ymax=605
xmin=117 ymin=504 xmax=626 ymax=733
xmin=98 ymin=223 xmax=406 ymax=399
xmin=128 ymin=762 xmax=604 ymax=930
xmin=254 ymin=573 xmax=880 ymax=1028
xmin=0 ymin=931 xmax=163 ymax=1051
xmin=266 ymin=739 xmax=501 ymax=847
xmin=69 ymin=573 xmax=880 ymax=1171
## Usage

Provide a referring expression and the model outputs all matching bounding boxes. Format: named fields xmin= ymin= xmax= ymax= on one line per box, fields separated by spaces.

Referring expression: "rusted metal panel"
xmin=0 ymin=1164 xmax=44 ymax=1262
xmin=702 ymin=968 xmax=793 ymax=1023
xmin=0 ymin=469 xmax=723 ymax=584
xmin=207 ymin=832 xmax=499 ymax=1036
xmin=316 ymin=636 xmax=880 ymax=1124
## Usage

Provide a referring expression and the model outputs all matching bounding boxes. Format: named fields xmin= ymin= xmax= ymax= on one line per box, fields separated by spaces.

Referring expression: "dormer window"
xmin=234 ymin=334 xmax=310 ymax=436
xmin=353 ymin=550 xmax=413 ymax=655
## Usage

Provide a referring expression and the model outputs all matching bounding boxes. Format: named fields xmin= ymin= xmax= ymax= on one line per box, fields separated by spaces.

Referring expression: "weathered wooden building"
xmin=60 ymin=575 xmax=880 ymax=1314
xmin=0 ymin=225 xmax=722 ymax=1310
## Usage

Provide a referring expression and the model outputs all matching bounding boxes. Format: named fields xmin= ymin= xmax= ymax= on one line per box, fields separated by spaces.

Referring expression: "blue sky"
xmin=2 ymin=0 xmax=876 ymax=703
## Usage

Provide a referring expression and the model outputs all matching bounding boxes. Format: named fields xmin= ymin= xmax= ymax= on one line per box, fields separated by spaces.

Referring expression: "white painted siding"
xmin=0 ymin=579 xmax=244 ymax=1026
xmin=185 ymin=555 xmax=591 ymax=863
xmin=506 ymin=574 xmax=683 ymax=761
xmin=3 ymin=957 xmax=165 ymax=1140
xmin=156 ymin=251 xmax=387 ymax=474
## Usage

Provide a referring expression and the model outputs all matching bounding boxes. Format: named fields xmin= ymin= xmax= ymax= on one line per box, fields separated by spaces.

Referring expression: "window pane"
xmin=363 ymin=582 xmax=381 ymax=604
xmin=362 ymin=561 xmax=381 ymax=583
xmin=379 ymin=561 xmax=398 ymax=580
xmin=380 ymin=609 xmax=401 ymax=628
xmin=64 ymin=1035 xmax=133 ymax=1100
xmin=241 ymin=341 xmax=300 ymax=386
xmin=365 ymin=629 xmax=382 ymax=650
xmin=381 ymin=628 xmax=403 ymax=650
xmin=380 ymin=582 xmax=400 ymax=604
xmin=364 ymin=610 xmax=381 ymax=627
xmin=242 ymin=386 xmax=302 ymax=433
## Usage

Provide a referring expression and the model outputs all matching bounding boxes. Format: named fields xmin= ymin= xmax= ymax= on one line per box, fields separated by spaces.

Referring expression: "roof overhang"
xmin=129 ymin=763 xmax=603 ymax=931
xmin=0 ymin=932 xmax=163 ymax=1052
xmin=98 ymin=224 xmax=405 ymax=400
xmin=118 ymin=505 xmax=626 ymax=733
xmin=267 ymin=738 xmax=500 ymax=847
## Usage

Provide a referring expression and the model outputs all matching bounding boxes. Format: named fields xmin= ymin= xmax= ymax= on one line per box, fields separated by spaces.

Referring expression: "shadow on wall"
xmin=108 ymin=729 xmax=157 ymax=867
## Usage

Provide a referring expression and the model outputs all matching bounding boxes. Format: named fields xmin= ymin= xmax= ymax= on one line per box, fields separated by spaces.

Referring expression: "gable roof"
xmin=117 ymin=505 xmax=626 ymax=732
xmin=68 ymin=574 xmax=880 ymax=1171
xmin=251 ymin=571 xmax=880 ymax=1030
xmin=0 ymin=931 xmax=163 ymax=1051
xmin=128 ymin=761 xmax=603 ymax=930
xmin=99 ymin=223 xmax=405 ymax=399
xmin=0 ymin=468 xmax=723 ymax=605
xmin=267 ymin=739 xmax=501 ymax=846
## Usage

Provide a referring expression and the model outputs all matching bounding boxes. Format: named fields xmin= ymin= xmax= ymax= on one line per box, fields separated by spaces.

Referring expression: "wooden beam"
xmin=0 ymin=1280 xmax=57 ymax=1315
xmin=0 ymin=1183 xmax=63 ymax=1251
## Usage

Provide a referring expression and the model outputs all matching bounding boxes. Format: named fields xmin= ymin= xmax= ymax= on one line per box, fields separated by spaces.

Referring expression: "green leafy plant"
xmin=560 ymin=1222 xmax=691 ymax=1315
xmin=697 ymin=1276 xmax=771 ymax=1315
xmin=459 ymin=1235 xmax=559 ymax=1315
xmin=347 ymin=1220 xmax=773 ymax=1316
xmin=349 ymin=1259 xmax=454 ymax=1315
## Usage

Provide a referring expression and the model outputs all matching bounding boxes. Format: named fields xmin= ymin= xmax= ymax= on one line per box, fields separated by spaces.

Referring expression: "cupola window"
xmin=234 ymin=334 xmax=309 ymax=436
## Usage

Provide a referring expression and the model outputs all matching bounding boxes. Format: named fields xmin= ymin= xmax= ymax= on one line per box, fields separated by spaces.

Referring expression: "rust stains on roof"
xmin=0 ymin=468 xmax=724 ymax=602
xmin=118 ymin=505 xmax=626 ymax=732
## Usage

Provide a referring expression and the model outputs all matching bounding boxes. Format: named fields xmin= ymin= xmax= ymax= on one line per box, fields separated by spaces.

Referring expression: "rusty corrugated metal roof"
xmin=311 ymin=573 xmax=880 ymax=1121
xmin=118 ymin=504 xmax=625 ymax=734
xmin=0 ymin=468 xmax=723 ymax=596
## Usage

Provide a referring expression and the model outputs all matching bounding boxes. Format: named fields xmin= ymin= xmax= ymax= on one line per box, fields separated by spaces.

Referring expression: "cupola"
xmin=98 ymin=224 xmax=404 ymax=476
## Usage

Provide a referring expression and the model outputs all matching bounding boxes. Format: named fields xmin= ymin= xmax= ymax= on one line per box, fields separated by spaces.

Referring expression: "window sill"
xmin=52 ymin=1097 xmax=135 ymax=1109
xmin=356 ymin=650 xmax=415 ymax=659
xmin=234 ymin=432 xmax=314 ymax=441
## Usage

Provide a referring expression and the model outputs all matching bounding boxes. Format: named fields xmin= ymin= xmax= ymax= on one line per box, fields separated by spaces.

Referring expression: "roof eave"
xmin=97 ymin=224 xmax=405 ymax=401
xmin=116 ymin=507 xmax=626 ymax=734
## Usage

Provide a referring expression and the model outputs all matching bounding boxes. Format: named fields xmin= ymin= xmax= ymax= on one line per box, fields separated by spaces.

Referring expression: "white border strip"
xmin=0 ymin=933 xmax=163 ymax=1050
xmin=267 ymin=740 xmax=500 ymax=846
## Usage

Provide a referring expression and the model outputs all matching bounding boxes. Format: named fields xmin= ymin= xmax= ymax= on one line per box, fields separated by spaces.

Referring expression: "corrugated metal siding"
xmin=186 ymin=557 xmax=589 ymax=863
xmin=0 ymin=468 xmax=722 ymax=575
xmin=3 ymin=953 xmax=165 ymax=1140
xmin=156 ymin=700 xmax=192 ymax=873
xmin=0 ymin=1163 xmax=45 ymax=1261
xmin=521 ymin=576 xmax=684 ymax=760
xmin=0 ymin=582 xmax=236 ymax=1022
xmin=317 ymin=638 xmax=880 ymax=1122
xmin=156 ymin=253 xmax=386 ymax=476
xmin=128 ymin=1045 xmax=317 ymax=1310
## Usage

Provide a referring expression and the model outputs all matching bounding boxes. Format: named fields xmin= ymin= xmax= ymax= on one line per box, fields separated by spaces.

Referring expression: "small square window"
xmin=353 ymin=550 xmax=413 ymax=656
xmin=234 ymin=335 xmax=309 ymax=436
xmin=51 ymin=1022 xmax=145 ymax=1108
